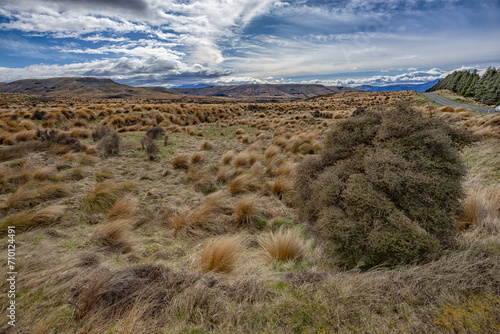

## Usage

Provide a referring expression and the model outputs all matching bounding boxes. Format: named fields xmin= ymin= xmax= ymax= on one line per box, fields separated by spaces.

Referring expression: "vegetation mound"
xmin=295 ymin=104 xmax=474 ymax=269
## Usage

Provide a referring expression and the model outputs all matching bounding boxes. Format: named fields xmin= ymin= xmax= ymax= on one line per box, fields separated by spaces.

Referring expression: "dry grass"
xmin=228 ymin=173 xmax=260 ymax=195
xmin=171 ymin=153 xmax=191 ymax=169
xmin=200 ymin=235 xmax=244 ymax=273
xmin=191 ymin=151 xmax=206 ymax=164
xmin=270 ymin=176 xmax=294 ymax=200
xmin=4 ymin=183 xmax=72 ymax=210
xmin=200 ymin=139 xmax=213 ymax=150
xmin=92 ymin=218 xmax=134 ymax=252
xmin=232 ymin=195 xmax=259 ymax=227
xmin=232 ymin=151 xmax=260 ymax=168
xmin=258 ymin=227 xmax=306 ymax=262
xmin=265 ymin=145 xmax=281 ymax=159
xmin=221 ymin=150 xmax=235 ymax=165
xmin=107 ymin=195 xmax=138 ymax=221
xmin=460 ymin=184 xmax=500 ymax=235
xmin=0 ymin=205 xmax=66 ymax=233
xmin=81 ymin=181 xmax=138 ymax=214
xmin=172 ymin=193 xmax=227 ymax=237
xmin=95 ymin=168 xmax=114 ymax=181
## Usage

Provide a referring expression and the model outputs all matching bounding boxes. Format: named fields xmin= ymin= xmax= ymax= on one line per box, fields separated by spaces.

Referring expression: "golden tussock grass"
xmin=4 ymin=183 xmax=72 ymax=210
xmin=56 ymin=166 xmax=89 ymax=181
xmin=69 ymin=128 xmax=92 ymax=138
xmin=241 ymin=135 xmax=251 ymax=144
xmin=81 ymin=181 xmax=138 ymax=214
xmin=200 ymin=235 xmax=245 ymax=273
xmin=265 ymin=145 xmax=281 ymax=159
xmin=258 ymin=227 xmax=306 ymax=262
xmin=15 ymin=130 xmax=38 ymax=142
xmin=30 ymin=205 xmax=66 ymax=227
xmin=95 ymin=168 xmax=114 ymax=182
xmin=173 ymin=193 xmax=227 ymax=237
xmin=171 ymin=153 xmax=191 ymax=169
xmin=232 ymin=151 xmax=260 ymax=168
xmin=216 ymin=166 xmax=234 ymax=183
xmin=92 ymin=218 xmax=134 ymax=252
xmin=33 ymin=166 xmax=54 ymax=181
xmin=270 ymin=176 xmax=294 ymax=200
xmin=439 ymin=106 xmax=456 ymax=112
xmin=235 ymin=128 xmax=244 ymax=135
xmin=200 ymin=139 xmax=213 ymax=150
xmin=0 ymin=205 xmax=66 ymax=233
xmin=107 ymin=195 xmax=138 ymax=221
xmin=228 ymin=173 xmax=261 ymax=195
xmin=221 ymin=150 xmax=235 ymax=165
xmin=85 ymin=145 xmax=97 ymax=155
xmin=460 ymin=184 xmax=500 ymax=235
xmin=191 ymin=151 xmax=206 ymax=164
xmin=232 ymin=195 xmax=259 ymax=226
xmin=275 ymin=161 xmax=295 ymax=177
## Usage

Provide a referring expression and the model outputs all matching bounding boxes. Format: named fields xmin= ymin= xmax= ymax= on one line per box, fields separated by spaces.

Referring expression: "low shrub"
xmin=295 ymin=104 xmax=474 ymax=269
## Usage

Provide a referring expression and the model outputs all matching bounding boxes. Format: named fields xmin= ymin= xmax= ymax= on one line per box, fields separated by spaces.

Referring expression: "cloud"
xmin=0 ymin=57 xmax=236 ymax=86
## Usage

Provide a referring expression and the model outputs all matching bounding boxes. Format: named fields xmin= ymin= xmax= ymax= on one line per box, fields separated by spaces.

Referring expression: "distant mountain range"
xmin=169 ymin=84 xmax=361 ymax=101
xmin=0 ymin=77 xmax=439 ymax=101
xmin=0 ymin=78 xmax=361 ymax=101
xmin=354 ymin=79 xmax=441 ymax=93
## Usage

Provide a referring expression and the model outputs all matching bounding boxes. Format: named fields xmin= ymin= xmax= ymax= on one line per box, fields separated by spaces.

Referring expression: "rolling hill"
xmin=0 ymin=78 xmax=362 ymax=101
xmin=170 ymin=84 xmax=362 ymax=101
xmin=0 ymin=77 xmax=181 ymax=99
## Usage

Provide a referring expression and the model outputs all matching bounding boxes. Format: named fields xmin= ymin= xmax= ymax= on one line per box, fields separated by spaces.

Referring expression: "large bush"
xmin=295 ymin=104 xmax=473 ymax=269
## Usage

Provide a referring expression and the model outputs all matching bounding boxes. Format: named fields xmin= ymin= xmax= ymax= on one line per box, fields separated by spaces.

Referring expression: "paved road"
xmin=423 ymin=92 xmax=496 ymax=113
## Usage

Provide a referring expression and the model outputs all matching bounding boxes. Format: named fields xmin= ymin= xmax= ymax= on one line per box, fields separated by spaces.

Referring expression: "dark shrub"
xmin=146 ymin=125 xmax=164 ymax=140
xmin=295 ymin=104 xmax=474 ymax=269
xmin=97 ymin=131 xmax=121 ymax=157
xmin=92 ymin=126 xmax=110 ymax=142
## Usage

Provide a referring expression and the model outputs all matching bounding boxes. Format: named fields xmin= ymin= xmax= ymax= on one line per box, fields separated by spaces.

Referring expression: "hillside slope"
xmin=0 ymin=77 xmax=180 ymax=99
xmin=171 ymin=84 xmax=361 ymax=100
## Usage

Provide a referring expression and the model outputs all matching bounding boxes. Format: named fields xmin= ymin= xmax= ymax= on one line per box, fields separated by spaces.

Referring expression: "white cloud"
xmin=0 ymin=57 xmax=235 ymax=85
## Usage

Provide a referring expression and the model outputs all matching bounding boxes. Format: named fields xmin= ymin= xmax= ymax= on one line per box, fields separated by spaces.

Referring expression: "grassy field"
xmin=0 ymin=91 xmax=499 ymax=333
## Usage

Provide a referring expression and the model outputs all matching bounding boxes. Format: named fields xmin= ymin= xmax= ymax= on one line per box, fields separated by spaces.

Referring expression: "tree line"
xmin=427 ymin=67 xmax=500 ymax=105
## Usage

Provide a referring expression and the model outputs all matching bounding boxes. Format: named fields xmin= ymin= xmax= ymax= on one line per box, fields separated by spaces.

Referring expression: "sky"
xmin=0 ymin=0 xmax=499 ymax=88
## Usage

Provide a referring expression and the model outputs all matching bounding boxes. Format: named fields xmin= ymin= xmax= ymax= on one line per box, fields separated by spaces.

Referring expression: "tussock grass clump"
xmin=30 ymin=205 xmax=66 ymax=227
xmin=270 ymin=176 xmax=294 ymax=200
xmin=81 ymin=181 xmax=138 ymax=214
xmin=56 ymin=167 xmax=89 ymax=181
xmin=295 ymin=104 xmax=475 ymax=269
xmin=191 ymin=151 xmax=206 ymax=164
xmin=33 ymin=167 xmax=54 ymax=181
xmin=460 ymin=184 xmax=500 ymax=235
xmin=95 ymin=168 xmax=114 ymax=182
xmin=0 ymin=205 xmax=66 ymax=233
xmin=228 ymin=173 xmax=261 ymax=195
xmin=232 ymin=196 xmax=259 ymax=226
xmin=232 ymin=151 xmax=260 ymax=168
xmin=221 ymin=150 xmax=235 ymax=165
xmin=4 ymin=183 xmax=72 ymax=210
xmin=265 ymin=145 xmax=281 ymax=159
xmin=171 ymin=153 xmax=191 ymax=169
xmin=200 ymin=235 xmax=244 ymax=273
xmin=258 ymin=227 xmax=306 ymax=262
xmin=200 ymin=139 xmax=213 ymax=150
xmin=107 ymin=195 xmax=138 ymax=221
xmin=172 ymin=193 xmax=227 ymax=237
xmin=92 ymin=218 xmax=134 ymax=252
xmin=0 ymin=141 xmax=51 ymax=162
